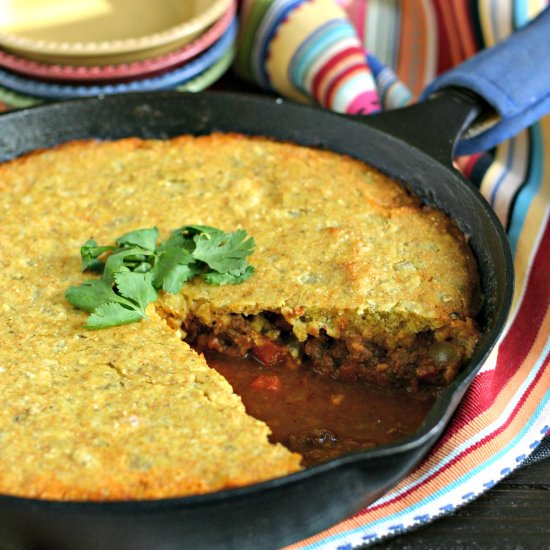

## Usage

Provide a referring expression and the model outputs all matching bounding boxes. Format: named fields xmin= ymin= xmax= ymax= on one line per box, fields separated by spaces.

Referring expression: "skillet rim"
xmin=0 ymin=90 xmax=513 ymax=510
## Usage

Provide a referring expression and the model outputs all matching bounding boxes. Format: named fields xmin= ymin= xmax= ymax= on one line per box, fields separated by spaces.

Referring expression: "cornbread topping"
xmin=0 ymin=133 xmax=480 ymax=501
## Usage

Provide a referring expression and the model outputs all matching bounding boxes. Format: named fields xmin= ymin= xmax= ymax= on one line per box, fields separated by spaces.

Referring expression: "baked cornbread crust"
xmin=0 ymin=133 xmax=479 ymax=501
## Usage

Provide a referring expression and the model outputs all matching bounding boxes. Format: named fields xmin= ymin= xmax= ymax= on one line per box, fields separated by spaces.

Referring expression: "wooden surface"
xmin=374 ymin=457 xmax=550 ymax=549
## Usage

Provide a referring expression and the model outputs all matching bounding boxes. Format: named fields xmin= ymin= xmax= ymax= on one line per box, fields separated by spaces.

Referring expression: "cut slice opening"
xmin=157 ymin=306 xmax=476 ymax=466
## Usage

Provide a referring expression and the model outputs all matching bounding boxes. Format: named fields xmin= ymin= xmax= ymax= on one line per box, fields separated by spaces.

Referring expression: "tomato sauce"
xmin=204 ymin=352 xmax=435 ymax=467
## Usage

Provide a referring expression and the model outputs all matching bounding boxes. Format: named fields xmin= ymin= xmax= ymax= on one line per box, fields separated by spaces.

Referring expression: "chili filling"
xmin=204 ymin=351 xmax=434 ymax=467
xmin=168 ymin=310 xmax=468 ymax=465
xmin=181 ymin=311 xmax=468 ymax=393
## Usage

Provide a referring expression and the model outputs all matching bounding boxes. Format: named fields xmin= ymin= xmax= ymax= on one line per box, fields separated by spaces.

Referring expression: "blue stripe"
xmin=255 ymin=0 xmax=306 ymax=88
xmin=289 ymin=20 xmax=355 ymax=95
xmin=366 ymin=52 xmax=384 ymax=77
xmin=367 ymin=52 xmax=412 ymax=109
xmin=507 ymin=122 xmax=543 ymax=256
xmin=300 ymin=388 xmax=550 ymax=548
xmin=513 ymin=0 xmax=530 ymax=29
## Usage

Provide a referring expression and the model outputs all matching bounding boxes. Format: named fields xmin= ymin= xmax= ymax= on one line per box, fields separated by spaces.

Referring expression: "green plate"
xmin=0 ymin=45 xmax=234 ymax=111
xmin=177 ymin=44 xmax=234 ymax=92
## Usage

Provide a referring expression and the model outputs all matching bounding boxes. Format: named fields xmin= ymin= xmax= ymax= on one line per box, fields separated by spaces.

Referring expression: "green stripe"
xmin=0 ymin=85 xmax=43 ymax=109
xmin=177 ymin=46 xmax=235 ymax=93
xmin=234 ymin=0 xmax=272 ymax=82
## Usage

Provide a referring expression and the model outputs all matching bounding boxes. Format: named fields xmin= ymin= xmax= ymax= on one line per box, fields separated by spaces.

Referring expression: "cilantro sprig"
xmin=65 ymin=225 xmax=255 ymax=329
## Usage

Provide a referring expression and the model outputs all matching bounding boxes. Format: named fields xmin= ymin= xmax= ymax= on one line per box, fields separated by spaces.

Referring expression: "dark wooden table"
xmin=375 ymin=456 xmax=550 ymax=549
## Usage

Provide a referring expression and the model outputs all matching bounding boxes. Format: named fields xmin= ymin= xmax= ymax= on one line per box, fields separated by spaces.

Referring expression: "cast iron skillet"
xmin=0 ymin=10 xmax=548 ymax=550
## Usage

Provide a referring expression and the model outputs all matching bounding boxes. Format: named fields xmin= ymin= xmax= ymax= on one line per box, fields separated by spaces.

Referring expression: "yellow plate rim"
xmin=0 ymin=0 xmax=231 ymax=57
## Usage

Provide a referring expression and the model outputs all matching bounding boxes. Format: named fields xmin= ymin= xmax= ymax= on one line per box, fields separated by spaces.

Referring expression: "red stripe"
xmin=456 ymin=152 xmax=482 ymax=178
xmin=446 ymin=215 xmax=550 ymax=431
xmin=355 ymin=350 xmax=549 ymax=517
xmin=433 ymin=0 xmax=456 ymax=73
xmin=324 ymin=63 xmax=367 ymax=107
xmin=352 ymin=0 xmax=367 ymax=44
xmin=311 ymin=45 xmax=365 ymax=100
xmin=352 ymin=220 xmax=550 ymax=516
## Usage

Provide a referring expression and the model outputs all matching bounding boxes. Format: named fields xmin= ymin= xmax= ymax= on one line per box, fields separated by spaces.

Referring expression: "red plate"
xmin=0 ymin=1 xmax=235 ymax=84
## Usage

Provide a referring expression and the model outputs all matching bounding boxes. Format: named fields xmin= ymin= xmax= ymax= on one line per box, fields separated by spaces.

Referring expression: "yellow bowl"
xmin=0 ymin=0 xmax=232 ymax=66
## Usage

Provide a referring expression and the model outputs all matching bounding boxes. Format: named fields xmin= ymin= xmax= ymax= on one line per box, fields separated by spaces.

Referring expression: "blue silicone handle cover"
xmin=422 ymin=7 xmax=550 ymax=155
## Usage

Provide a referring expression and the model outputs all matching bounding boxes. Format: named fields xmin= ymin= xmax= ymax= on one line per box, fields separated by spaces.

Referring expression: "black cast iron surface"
xmin=0 ymin=91 xmax=514 ymax=550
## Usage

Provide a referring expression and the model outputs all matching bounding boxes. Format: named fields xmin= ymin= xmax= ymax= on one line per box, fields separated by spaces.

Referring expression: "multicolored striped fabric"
xmin=236 ymin=0 xmax=550 ymax=547
xmin=235 ymin=0 xmax=381 ymax=113
xmin=0 ymin=1 xmax=548 ymax=547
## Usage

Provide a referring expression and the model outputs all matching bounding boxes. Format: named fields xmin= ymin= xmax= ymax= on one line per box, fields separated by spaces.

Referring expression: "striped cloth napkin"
xmin=234 ymin=0 xmax=550 ymax=548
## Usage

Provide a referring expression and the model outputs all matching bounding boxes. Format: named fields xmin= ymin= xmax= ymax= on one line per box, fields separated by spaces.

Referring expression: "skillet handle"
xmin=423 ymin=6 xmax=550 ymax=156
xmin=358 ymin=88 xmax=486 ymax=167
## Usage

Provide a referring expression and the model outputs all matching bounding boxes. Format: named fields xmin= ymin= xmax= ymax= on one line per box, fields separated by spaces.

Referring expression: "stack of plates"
xmin=0 ymin=0 xmax=236 ymax=102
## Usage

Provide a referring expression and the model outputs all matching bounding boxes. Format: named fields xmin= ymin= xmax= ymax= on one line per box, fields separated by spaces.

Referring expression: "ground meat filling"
xmin=182 ymin=312 xmax=466 ymax=392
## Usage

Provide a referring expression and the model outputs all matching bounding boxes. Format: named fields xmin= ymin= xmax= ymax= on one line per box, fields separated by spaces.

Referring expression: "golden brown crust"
xmin=0 ymin=309 xmax=301 ymax=501
xmin=0 ymin=133 xmax=479 ymax=501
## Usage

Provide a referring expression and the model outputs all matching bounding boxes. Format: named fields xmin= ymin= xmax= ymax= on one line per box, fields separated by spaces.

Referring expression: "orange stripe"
xmin=285 ymin=308 xmax=550 ymax=547
xmin=353 ymin=307 xmax=550 ymax=517
xmin=396 ymin=1 xmax=428 ymax=97
xmin=451 ymin=0 xmax=477 ymax=59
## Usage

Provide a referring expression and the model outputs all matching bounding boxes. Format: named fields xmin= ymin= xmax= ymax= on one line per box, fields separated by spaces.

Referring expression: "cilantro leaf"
xmin=103 ymin=248 xmax=155 ymax=284
xmin=67 ymin=223 xmax=255 ymax=330
xmin=86 ymin=302 xmax=145 ymax=330
xmin=114 ymin=271 xmax=157 ymax=311
xmin=157 ymin=228 xmax=194 ymax=253
xmin=152 ymin=247 xmax=198 ymax=293
xmin=204 ymin=264 xmax=255 ymax=285
xmin=116 ymin=227 xmax=159 ymax=251
xmin=65 ymin=279 xmax=127 ymax=313
xmin=192 ymin=228 xmax=255 ymax=273
xmin=80 ymin=239 xmax=115 ymax=272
